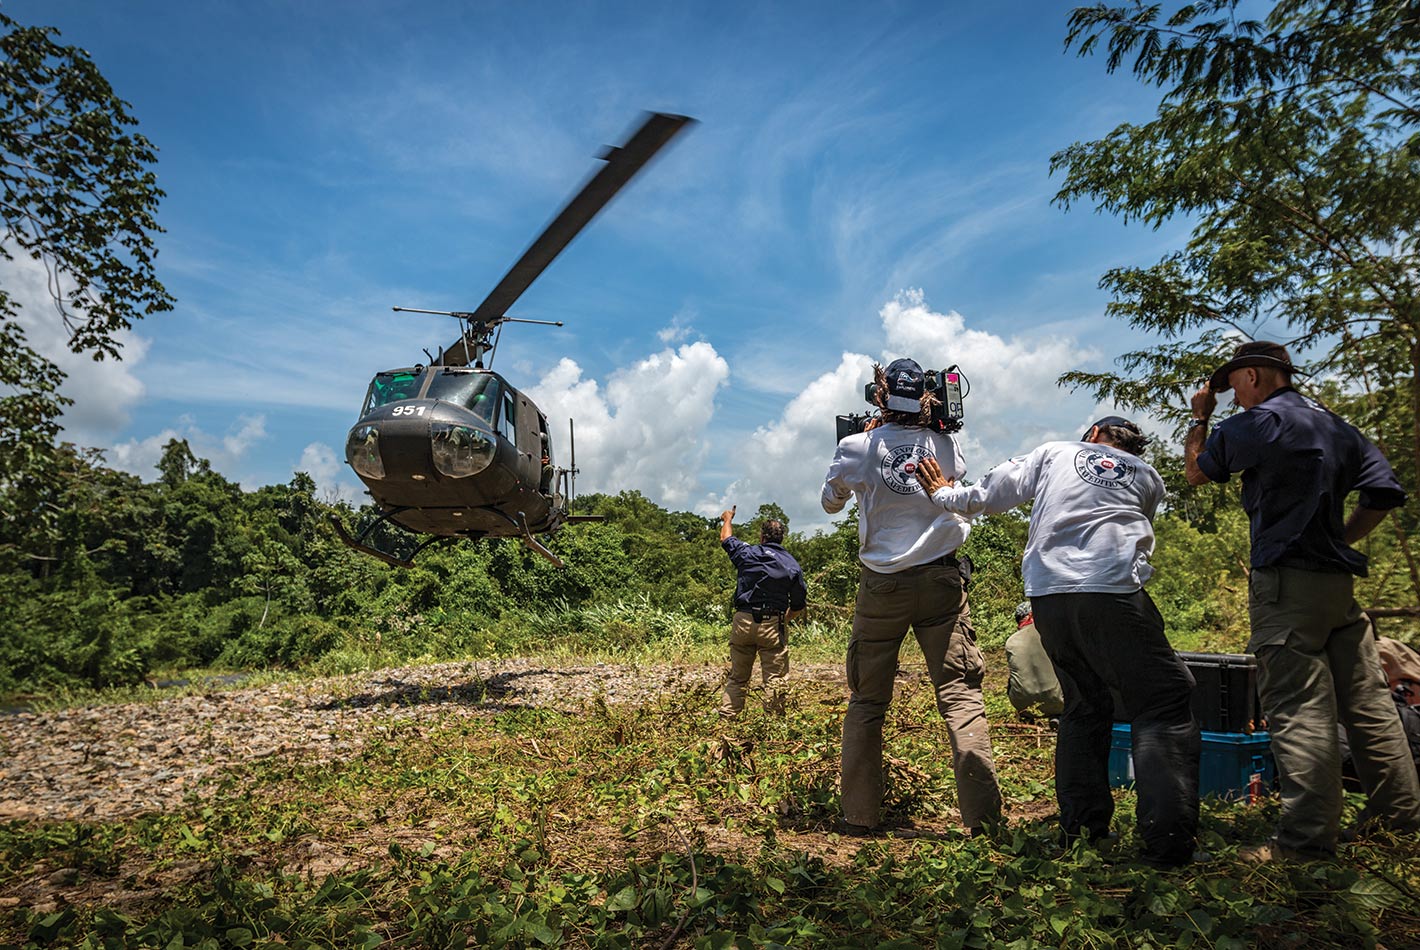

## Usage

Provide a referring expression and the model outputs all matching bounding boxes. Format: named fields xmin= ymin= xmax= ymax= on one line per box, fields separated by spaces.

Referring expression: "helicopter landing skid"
xmin=328 ymin=512 xmax=455 ymax=569
xmin=517 ymin=512 xmax=565 ymax=568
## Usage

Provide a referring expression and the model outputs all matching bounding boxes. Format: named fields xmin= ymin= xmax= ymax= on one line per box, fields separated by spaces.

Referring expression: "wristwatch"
xmin=1187 ymin=417 xmax=1209 ymax=429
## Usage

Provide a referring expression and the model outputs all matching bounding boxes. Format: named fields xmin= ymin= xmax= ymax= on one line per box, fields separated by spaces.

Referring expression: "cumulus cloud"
xmin=297 ymin=441 xmax=362 ymax=504
xmin=106 ymin=414 xmax=270 ymax=481
xmin=704 ymin=290 xmax=1102 ymax=533
xmin=526 ymin=340 xmax=730 ymax=508
xmin=0 ymin=252 xmax=149 ymax=447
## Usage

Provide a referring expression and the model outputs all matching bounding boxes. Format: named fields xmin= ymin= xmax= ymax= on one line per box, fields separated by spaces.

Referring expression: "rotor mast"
xmin=391 ymin=308 xmax=563 ymax=368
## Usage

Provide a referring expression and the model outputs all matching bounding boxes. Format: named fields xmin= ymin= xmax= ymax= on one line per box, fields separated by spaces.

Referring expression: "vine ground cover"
xmin=1 ymin=650 xmax=1417 ymax=949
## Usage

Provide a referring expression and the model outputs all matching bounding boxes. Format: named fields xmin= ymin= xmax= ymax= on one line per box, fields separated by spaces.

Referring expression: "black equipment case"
xmin=1178 ymin=651 xmax=1264 ymax=734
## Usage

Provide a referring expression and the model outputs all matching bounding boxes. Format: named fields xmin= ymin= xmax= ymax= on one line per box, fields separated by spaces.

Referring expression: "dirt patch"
xmin=0 ymin=659 xmax=767 ymax=823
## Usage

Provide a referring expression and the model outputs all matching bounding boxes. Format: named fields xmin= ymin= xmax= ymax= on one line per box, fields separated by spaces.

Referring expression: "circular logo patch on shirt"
xmin=880 ymin=444 xmax=929 ymax=495
xmin=1074 ymin=448 xmax=1135 ymax=490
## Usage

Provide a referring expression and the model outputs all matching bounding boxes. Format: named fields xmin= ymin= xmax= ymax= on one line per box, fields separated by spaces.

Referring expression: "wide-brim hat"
xmin=1209 ymin=341 xmax=1303 ymax=392
xmin=884 ymin=357 xmax=925 ymax=412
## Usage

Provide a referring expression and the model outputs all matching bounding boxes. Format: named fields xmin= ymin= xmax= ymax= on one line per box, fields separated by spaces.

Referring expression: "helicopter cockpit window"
xmin=498 ymin=390 xmax=518 ymax=444
xmin=425 ymin=370 xmax=501 ymax=425
xmin=363 ymin=369 xmax=426 ymax=415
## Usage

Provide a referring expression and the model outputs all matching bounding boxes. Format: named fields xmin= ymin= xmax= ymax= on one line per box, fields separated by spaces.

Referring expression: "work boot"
xmin=834 ymin=819 xmax=882 ymax=838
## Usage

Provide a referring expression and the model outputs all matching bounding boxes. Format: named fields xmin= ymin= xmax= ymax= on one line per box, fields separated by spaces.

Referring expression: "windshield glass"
xmin=425 ymin=369 xmax=501 ymax=424
xmin=363 ymin=369 xmax=425 ymax=415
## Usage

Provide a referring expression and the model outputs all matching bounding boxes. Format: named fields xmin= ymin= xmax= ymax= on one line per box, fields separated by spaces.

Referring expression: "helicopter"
xmin=331 ymin=112 xmax=695 ymax=569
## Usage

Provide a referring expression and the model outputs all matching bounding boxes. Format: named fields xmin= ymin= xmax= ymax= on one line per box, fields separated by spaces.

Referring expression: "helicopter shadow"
xmin=312 ymin=669 xmax=588 ymax=715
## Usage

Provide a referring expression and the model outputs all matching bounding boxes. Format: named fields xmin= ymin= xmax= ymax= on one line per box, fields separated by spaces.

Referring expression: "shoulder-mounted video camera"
xmin=835 ymin=365 xmax=967 ymax=442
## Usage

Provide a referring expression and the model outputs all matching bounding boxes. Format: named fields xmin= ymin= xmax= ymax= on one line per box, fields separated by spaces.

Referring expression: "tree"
xmin=1053 ymin=0 xmax=1420 ymax=599
xmin=0 ymin=12 xmax=173 ymax=498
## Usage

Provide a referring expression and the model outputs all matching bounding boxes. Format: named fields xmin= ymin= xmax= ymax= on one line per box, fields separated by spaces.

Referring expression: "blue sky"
xmin=8 ymin=0 xmax=1188 ymax=532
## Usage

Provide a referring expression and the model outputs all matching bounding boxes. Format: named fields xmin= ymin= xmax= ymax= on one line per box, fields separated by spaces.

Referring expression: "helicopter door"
xmin=537 ymin=413 xmax=554 ymax=495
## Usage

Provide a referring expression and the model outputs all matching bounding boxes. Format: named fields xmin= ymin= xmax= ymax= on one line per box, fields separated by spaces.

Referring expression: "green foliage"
xmin=1055 ymin=0 xmax=1420 ymax=604
xmin=0 ymin=10 xmax=172 ymax=530
xmin=3 ymin=425 xmax=1377 ymax=695
xmin=3 ymin=681 xmax=1417 ymax=947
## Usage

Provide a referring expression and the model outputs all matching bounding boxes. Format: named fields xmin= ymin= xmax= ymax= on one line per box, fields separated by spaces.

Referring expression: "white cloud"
xmin=703 ymin=290 xmax=1101 ymax=533
xmin=526 ymin=340 xmax=730 ymax=508
xmin=223 ymin=415 xmax=268 ymax=458
xmin=106 ymin=414 xmax=270 ymax=481
xmin=657 ymin=311 xmax=696 ymax=344
xmin=297 ymin=441 xmax=362 ymax=504
xmin=0 ymin=252 xmax=149 ymax=447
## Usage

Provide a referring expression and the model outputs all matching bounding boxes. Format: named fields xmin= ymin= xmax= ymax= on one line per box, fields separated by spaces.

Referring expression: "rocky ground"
xmin=0 ymin=659 xmax=852 ymax=824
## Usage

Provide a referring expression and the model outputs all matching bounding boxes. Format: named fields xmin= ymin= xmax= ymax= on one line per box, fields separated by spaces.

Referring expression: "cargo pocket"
xmin=846 ymin=639 xmax=862 ymax=695
xmin=953 ymin=620 xmax=985 ymax=687
xmin=960 ymin=638 xmax=986 ymax=688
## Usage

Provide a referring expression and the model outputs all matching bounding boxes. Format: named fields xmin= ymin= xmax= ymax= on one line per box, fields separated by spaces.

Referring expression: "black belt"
xmin=924 ymin=552 xmax=959 ymax=567
xmin=746 ymin=607 xmax=786 ymax=622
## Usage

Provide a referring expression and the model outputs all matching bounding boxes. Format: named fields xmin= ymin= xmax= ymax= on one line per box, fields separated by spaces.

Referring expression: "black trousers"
xmin=1032 ymin=590 xmax=1201 ymax=864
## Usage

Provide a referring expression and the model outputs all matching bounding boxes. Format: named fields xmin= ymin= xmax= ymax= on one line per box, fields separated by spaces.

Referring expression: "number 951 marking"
xmin=391 ymin=405 xmax=427 ymax=416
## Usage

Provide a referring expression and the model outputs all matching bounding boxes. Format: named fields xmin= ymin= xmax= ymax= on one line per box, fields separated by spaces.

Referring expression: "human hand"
xmin=1190 ymin=384 xmax=1217 ymax=420
xmin=862 ymin=417 xmax=883 ymax=432
xmin=914 ymin=456 xmax=954 ymax=494
xmin=721 ymin=506 xmax=736 ymax=523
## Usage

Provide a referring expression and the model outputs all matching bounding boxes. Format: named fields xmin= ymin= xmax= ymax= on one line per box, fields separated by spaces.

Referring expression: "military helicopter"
xmin=332 ymin=112 xmax=695 ymax=569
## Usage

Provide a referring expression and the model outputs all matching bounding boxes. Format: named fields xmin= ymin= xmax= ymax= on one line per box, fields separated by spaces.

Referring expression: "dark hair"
xmin=1095 ymin=424 xmax=1148 ymax=457
xmin=760 ymin=520 xmax=785 ymax=545
xmin=873 ymin=363 xmax=938 ymax=428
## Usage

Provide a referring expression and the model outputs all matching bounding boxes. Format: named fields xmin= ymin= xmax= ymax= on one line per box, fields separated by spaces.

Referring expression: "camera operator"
xmin=916 ymin=417 xmax=1201 ymax=868
xmin=821 ymin=358 xmax=1002 ymax=836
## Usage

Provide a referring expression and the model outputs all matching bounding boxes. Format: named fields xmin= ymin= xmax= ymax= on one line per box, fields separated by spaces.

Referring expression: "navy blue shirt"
xmin=722 ymin=537 xmax=808 ymax=613
xmin=1196 ymin=388 xmax=1405 ymax=575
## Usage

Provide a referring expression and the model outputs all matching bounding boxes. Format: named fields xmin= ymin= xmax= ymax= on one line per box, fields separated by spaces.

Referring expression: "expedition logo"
xmin=1074 ymin=448 xmax=1135 ymax=490
xmin=881 ymin=444 xmax=929 ymax=495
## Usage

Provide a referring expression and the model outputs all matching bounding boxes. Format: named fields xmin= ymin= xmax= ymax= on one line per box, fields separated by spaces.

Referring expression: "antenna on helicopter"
xmin=570 ymin=416 xmax=578 ymax=503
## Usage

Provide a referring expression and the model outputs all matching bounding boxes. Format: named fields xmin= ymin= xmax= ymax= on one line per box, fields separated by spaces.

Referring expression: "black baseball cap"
xmin=1209 ymin=341 xmax=1303 ymax=392
xmin=1081 ymin=415 xmax=1143 ymax=441
xmin=884 ymin=358 xmax=925 ymax=412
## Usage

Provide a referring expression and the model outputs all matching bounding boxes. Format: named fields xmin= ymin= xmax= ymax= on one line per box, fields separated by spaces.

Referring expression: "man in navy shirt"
xmin=1185 ymin=341 xmax=1420 ymax=860
xmin=719 ymin=506 xmax=807 ymax=717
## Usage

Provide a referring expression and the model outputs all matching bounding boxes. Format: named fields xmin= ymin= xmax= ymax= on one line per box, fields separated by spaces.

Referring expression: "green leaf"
xmin=1347 ymin=876 xmax=1403 ymax=910
xmin=606 ymin=886 xmax=639 ymax=912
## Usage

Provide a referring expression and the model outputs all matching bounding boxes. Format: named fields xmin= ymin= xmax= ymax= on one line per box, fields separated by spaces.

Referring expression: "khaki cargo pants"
xmin=721 ymin=611 xmax=789 ymax=716
xmin=841 ymin=561 xmax=1002 ymax=829
xmin=1250 ymin=566 xmax=1420 ymax=853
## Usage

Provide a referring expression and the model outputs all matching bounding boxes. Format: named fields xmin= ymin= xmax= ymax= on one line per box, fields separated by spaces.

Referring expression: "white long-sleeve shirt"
xmin=821 ymin=423 xmax=971 ymax=573
xmin=929 ymin=440 xmax=1164 ymax=596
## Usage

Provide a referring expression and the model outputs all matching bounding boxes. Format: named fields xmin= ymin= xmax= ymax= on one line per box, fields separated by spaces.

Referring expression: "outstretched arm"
xmin=719 ymin=507 xmax=736 ymax=542
xmin=918 ymin=450 xmax=1041 ymax=517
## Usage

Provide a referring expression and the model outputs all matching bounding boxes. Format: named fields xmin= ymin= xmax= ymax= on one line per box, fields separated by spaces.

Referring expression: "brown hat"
xmin=1208 ymin=341 xmax=1303 ymax=392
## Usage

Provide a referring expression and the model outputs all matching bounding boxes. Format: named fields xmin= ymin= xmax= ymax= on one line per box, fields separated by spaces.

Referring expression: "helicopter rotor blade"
xmin=439 ymin=112 xmax=695 ymax=366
